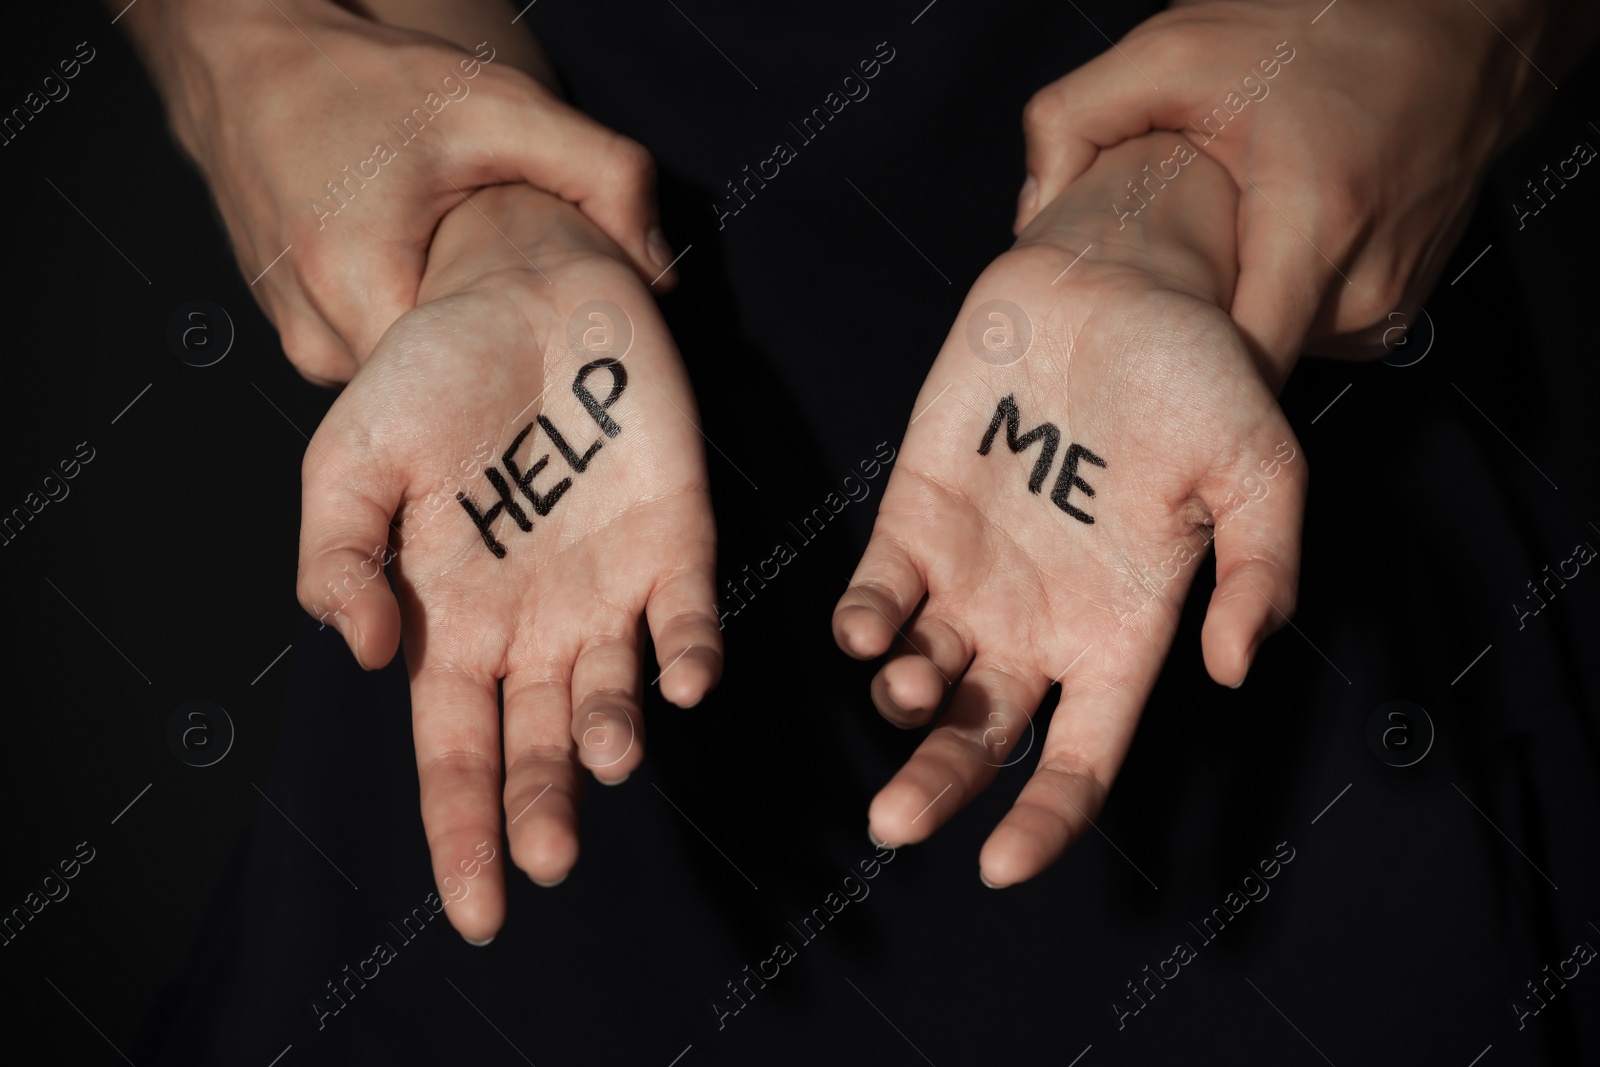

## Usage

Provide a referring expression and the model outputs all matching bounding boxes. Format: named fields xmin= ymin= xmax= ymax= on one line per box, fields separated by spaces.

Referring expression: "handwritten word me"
xmin=977 ymin=395 xmax=1105 ymax=523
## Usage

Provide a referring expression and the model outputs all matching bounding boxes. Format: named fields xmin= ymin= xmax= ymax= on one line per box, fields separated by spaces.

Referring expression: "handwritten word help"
xmin=457 ymin=358 xmax=627 ymax=559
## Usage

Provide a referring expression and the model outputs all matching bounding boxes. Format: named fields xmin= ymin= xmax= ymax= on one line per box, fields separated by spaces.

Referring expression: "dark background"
xmin=3 ymin=1 xmax=1598 ymax=1064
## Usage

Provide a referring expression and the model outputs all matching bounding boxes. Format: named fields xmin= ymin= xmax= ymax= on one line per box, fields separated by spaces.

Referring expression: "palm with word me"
xmin=298 ymin=185 xmax=720 ymax=940
xmin=835 ymin=134 xmax=1306 ymax=887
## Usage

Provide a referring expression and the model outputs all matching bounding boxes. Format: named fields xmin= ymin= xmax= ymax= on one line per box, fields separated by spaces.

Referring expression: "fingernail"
xmin=596 ymin=772 xmax=630 ymax=787
xmin=646 ymin=226 xmax=673 ymax=271
xmin=980 ymin=873 xmax=1003 ymax=890
xmin=1017 ymin=176 xmax=1039 ymax=220
xmin=867 ymin=827 xmax=885 ymax=848
xmin=464 ymin=935 xmax=495 ymax=947
xmin=531 ymin=872 xmax=567 ymax=888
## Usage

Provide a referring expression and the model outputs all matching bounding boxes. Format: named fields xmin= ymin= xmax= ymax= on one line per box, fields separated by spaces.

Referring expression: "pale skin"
xmin=835 ymin=132 xmax=1306 ymax=888
xmin=297 ymin=184 xmax=722 ymax=941
xmin=1018 ymin=0 xmax=1599 ymax=382
xmin=112 ymin=0 xmax=675 ymax=384
xmin=113 ymin=0 xmax=1592 ymax=923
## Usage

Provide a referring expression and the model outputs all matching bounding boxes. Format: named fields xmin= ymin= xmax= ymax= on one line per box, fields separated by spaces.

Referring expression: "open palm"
xmin=297 ymin=187 xmax=720 ymax=939
xmin=836 ymin=152 xmax=1305 ymax=887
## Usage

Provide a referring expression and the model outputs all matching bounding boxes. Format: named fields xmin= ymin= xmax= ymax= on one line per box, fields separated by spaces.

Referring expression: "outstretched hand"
xmin=837 ymin=134 xmax=1306 ymax=887
xmin=296 ymin=184 xmax=721 ymax=941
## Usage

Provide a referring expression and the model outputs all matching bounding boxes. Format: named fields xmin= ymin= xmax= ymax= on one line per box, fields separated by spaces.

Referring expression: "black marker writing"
xmin=502 ymin=421 xmax=573 ymax=517
xmin=978 ymin=395 xmax=1059 ymax=493
xmin=458 ymin=359 xmax=629 ymax=558
xmin=458 ymin=467 xmax=532 ymax=559
xmin=537 ymin=414 xmax=599 ymax=473
xmin=977 ymin=395 xmax=1105 ymax=524
xmin=573 ymin=357 xmax=627 ymax=438
xmin=1052 ymin=443 xmax=1106 ymax=524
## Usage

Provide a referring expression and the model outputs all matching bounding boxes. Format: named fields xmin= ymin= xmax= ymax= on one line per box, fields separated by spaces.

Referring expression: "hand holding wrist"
xmin=1018 ymin=133 xmax=1240 ymax=324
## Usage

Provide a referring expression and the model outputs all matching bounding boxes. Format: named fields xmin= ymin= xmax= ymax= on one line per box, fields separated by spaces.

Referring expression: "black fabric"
xmin=4 ymin=2 xmax=1595 ymax=1065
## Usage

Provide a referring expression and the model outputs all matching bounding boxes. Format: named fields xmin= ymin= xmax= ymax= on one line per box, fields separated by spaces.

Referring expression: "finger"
xmin=646 ymin=565 xmax=723 ymax=709
xmin=273 ymin=297 xmax=361 ymax=386
xmin=314 ymin=249 xmax=425 ymax=364
xmin=471 ymin=87 xmax=672 ymax=289
xmin=296 ymin=436 xmax=404 ymax=670
xmin=1230 ymin=190 xmax=1340 ymax=383
xmin=979 ymin=669 xmax=1145 ymax=888
xmin=871 ymin=608 xmax=974 ymax=728
xmin=1018 ymin=46 xmax=1189 ymax=232
xmin=409 ymin=663 xmax=506 ymax=942
xmin=570 ymin=637 xmax=646 ymax=785
xmin=1305 ymin=197 xmax=1471 ymax=361
xmin=868 ymin=658 xmax=1049 ymax=846
xmin=833 ymin=535 xmax=926 ymax=660
xmin=502 ymin=677 xmax=584 ymax=888
xmin=1199 ymin=438 xmax=1307 ymax=688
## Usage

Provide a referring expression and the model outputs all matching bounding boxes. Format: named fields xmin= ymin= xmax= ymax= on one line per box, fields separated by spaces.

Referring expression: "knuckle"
xmin=423 ymin=747 xmax=501 ymax=781
xmin=294 ymin=572 xmax=324 ymax=615
xmin=1036 ymin=751 xmax=1109 ymax=806
xmin=607 ymin=135 xmax=656 ymax=191
xmin=506 ymin=743 xmax=573 ymax=772
xmin=1144 ymin=21 xmax=1202 ymax=70
xmin=1022 ymin=85 xmax=1066 ymax=137
xmin=279 ymin=321 xmax=356 ymax=385
xmin=1314 ymin=179 xmax=1369 ymax=248
xmin=1340 ymin=272 xmax=1409 ymax=332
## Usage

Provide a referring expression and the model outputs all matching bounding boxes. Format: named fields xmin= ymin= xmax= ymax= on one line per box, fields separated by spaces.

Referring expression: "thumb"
xmin=1018 ymin=47 xmax=1188 ymax=233
xmin=1229 ymin=186 xmax=1338 ymax=385
xmin=472 ymin=89 xmax=671 ymax=288
xmin=1198 ymin=436 xmax=1307 ymax=688
xmin=297 ymin=437 xmax=404 ymax=670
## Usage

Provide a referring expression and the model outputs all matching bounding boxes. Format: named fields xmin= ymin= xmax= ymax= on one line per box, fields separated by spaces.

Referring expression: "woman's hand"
xmin=838 ymin=134 xmax=1306 ymax=886
xmin=115 ymin=0 xmax=674 ymax=383
xmin=296 ymin=183 xmax=720 ymax=941
xmin=1014 ymin=0 xmax=1585 ymax=383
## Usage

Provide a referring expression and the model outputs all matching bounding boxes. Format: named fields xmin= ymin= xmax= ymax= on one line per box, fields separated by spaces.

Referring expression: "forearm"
xmin=1167 ymin=0 xmax=1597 ymax=146
xmin=108 ymin=0 xmax=558 ymax=162
xmin=340 ymin=0 xmax=556 ymax=87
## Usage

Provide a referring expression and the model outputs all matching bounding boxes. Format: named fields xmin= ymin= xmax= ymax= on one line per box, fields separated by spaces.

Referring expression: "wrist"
xmin=418 ymin=185 xmax=602 ymax=306
xmin=1020 ymin=132 xmax=1238 ymax=311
